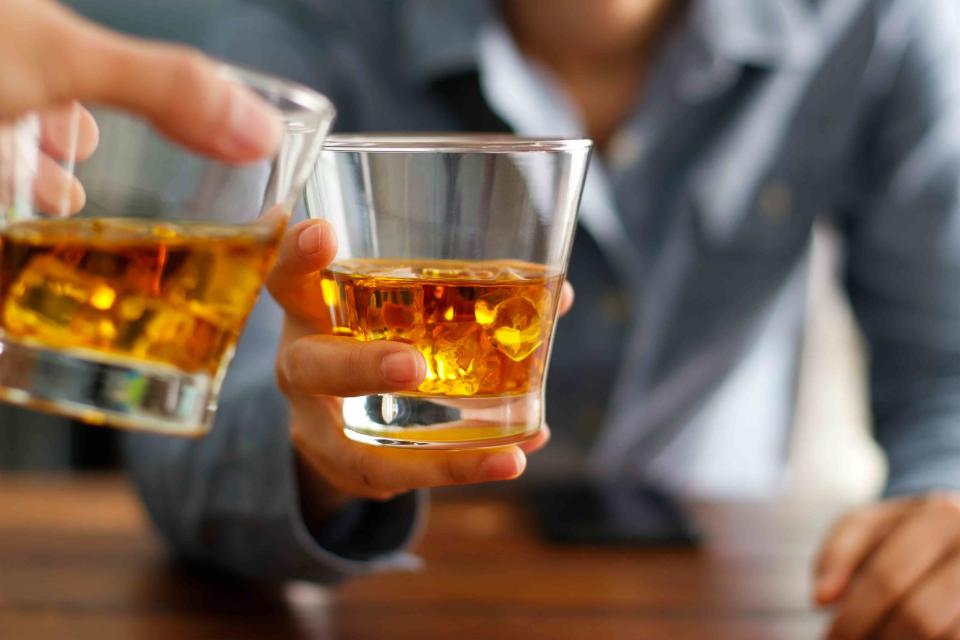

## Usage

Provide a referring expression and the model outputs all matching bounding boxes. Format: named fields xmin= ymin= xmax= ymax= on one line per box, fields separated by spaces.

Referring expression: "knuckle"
xmin=313 ymin=448 xmax=368 ymax=499
xmin=275 ymin=354 xmax=291 ymax=395
xmin=819 ymin=514 xmax=859 ymax=558
xmin=923 ymin=492 xmax=960 ymax=520
xmin=346 ymin=342 xmax=374 ymax=384
xmin=947 ymin=564 xmax=960 ymax=592
xmin=265 ymin=269 xmax=282 ymax=297
xmin=326 ymin=473 xmax=361 ymax=499
xmin=354 ymin=451 xmax=385 ymax=493
xmin=866 ymin=565 xmax=904 ymax=602
xmin=291 ymin=420 xmax=333 ymax=469
xmin=169 ymin=48 xmax=214 ymax=91
xmin=844 ymin=505 xmax=876 ymax=526
xmin=290 ymin=425 xmax=307 ymax=449
xmin=832 ymin=610 xmax=868 ymax=640
xmin=895 ymin=606 xmax=939 ymax=639
xmin=830 ymin=512 xmax=861 ymax=538
xmin=276 ymin=342 xmax=303 ymax=395
xmin=275 ymin=365 xmax=290 ymax=396
xmin=442 ymin=455 xmax=472 ymax=485
xmin=165 ymin=48 xmax=226 ymax=128
xmin=43 ymin=19 xmax=94 ymax=99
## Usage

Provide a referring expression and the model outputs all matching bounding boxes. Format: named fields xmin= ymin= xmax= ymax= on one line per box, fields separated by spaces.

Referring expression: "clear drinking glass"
xmin=0 ymin=65 xmax=334 ymax=436
xmin=306 ymin=134 xmax=591 ymax=448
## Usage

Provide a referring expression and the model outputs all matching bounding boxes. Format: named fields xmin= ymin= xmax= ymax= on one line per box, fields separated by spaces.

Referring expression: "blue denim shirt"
xmin=119 ymin=0 xmax=960 ymax=581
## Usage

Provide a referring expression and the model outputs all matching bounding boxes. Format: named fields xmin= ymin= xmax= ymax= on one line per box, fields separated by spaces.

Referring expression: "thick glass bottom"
xmin=342 ymin=391 xmax=542 ymax=449
xmin=0 ymin=337 xmax=216 ymax=436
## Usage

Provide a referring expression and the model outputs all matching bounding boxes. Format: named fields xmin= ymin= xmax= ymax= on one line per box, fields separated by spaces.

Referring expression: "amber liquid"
xmin=319 ymin=259 xmax=562 ymax=398
xmin=0 ymin=218 xmax=280 ymax=374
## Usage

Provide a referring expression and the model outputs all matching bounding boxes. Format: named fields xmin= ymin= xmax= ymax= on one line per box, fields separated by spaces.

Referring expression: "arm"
xmin=815 ymin=2 xmax=960 ymax=638
xmin=841 ymin=0 xmax=960 ymax=498
xmin=123 ymin=296 xmax=426 ymax=582
xmin=122 ymin=5 xmax=427 ymax=581
xmin=124 ymin=218 xmax=541 ymax=582
xmin=124 ymin=2 xmax=554 ymax=584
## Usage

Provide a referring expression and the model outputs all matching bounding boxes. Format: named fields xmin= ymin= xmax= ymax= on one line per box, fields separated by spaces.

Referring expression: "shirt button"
xmin=600 ymin=290 xmax=629 ymax=324
xmin=758 ymin=181 xmax=793 ymax=219
xmin=605 ymin=129 xmax=644 ymax=171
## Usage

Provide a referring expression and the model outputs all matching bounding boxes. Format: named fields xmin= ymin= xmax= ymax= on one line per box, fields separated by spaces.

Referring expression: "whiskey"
xmin=318 ymin=258 xmax=563 ymax=397
xmin=0 ymin=217 xmax=280 ymax=374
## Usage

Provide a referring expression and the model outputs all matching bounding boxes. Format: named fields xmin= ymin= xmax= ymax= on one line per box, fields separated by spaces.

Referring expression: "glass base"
xmin=342 ymin=392 xmax=542 ymax=449
xmin=0 ymin=337 xmax=216 ymax=436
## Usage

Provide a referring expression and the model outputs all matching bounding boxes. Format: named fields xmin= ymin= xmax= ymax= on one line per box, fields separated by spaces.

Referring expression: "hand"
xmin=268 ymin=219 xmax=574 ymax=521
xmin=1 ymin=0 xmax=281 ymax=163
xmin=815 ymin=494 xmax=960 ymax=639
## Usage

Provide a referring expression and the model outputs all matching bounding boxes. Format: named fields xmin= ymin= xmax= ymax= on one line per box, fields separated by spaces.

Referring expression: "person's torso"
xmin=3 ymin=0 xmax=892 ymax=492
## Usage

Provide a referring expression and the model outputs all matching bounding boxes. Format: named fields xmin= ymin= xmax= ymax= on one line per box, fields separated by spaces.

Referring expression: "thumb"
xmin=812 ymin=498 xmax=915 ymax=605
xmin=267 ymin=219 xmax=339 ymax=320
xmin=35 ymin=3 xmax=283 ymax=163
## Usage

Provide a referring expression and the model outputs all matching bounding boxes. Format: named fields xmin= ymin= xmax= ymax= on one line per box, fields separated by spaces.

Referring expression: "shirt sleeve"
xmin=124 ymin=295 xmax=425 ymax=583
xmin=122 ymin=2 xmax=425 ymax=583
xmin=841 ymin=0 xmax=960 ymax=497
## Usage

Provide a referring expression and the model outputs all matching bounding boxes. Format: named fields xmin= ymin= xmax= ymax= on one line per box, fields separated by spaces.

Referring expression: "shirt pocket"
xmin=690 ymin=164 xmax=821 ymax=258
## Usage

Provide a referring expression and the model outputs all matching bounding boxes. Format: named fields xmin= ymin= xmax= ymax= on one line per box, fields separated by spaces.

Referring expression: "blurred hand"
xmin=815 ymin=494 xmax=960 ymax=639
xmin=269 ymin=219 xmax=573 ymax=520
xmin=1 ymin=0 xmax=281 ymax=164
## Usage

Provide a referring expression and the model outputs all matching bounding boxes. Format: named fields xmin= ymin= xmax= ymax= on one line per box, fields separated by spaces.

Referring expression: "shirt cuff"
xmin=283 ymin=442 xmax=426 ymax=579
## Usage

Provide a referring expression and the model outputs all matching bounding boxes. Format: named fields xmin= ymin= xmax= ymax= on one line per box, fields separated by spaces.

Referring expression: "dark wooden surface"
xmin=0 ymin=475 xmax=842 ymax=639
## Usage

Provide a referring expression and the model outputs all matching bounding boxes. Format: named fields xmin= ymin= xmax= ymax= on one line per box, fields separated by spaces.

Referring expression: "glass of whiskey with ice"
xmin=0 ymin=66 xmax=335 ymax=436
xmin=307 ymin=135 xmax=591 ymax=448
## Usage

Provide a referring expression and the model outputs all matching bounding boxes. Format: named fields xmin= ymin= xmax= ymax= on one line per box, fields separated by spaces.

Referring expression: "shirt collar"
xmin=400 ymin=0 xmax=818 ymax=89
xmin=400 ymin=0 xmax=492 ymax=86
xmin=689 ymin=0 xmax=818 ymax=70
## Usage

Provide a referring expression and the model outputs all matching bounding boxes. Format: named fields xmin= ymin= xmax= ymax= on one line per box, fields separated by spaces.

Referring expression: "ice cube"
xmin=5 ymin=254 xmax=117 ymax=346
xmin=420 ymin=266 xmax=466 ymax=279
xmin=427 ymin=321 xmax=495 ymax=396
xmin=486 ymin=296 xmax=543 ymax=362
xmin=358 ymin=284 xmax=424 ymax=341
xmin=381 ymin=265 xmax=419 ymax=279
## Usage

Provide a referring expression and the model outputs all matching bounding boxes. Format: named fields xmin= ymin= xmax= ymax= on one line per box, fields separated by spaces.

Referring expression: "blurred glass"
xmin=0 ymin=65 xmax=334 ymax=436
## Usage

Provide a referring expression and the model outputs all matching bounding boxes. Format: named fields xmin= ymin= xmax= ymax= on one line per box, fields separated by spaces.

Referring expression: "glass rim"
xmin=322 ymin=133 xmax=593 ymax=153
xmin=217 ymin=63 xmax=335 ymax=129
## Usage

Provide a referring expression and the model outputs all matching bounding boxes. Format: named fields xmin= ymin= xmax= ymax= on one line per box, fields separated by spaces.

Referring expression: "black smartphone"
xmin=527 ymin=479 xmax=701 ymax=546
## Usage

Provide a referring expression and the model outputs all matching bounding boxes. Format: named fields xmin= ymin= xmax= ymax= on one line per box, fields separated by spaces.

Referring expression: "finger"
xmin=827 ymin=496 xmax=960 ymax=640
xmin=267 ymin=219 xmax=338 ymax=320
xmin=40 ymin=102 xmax=98 ymax=162
xmin=35 ymin=154 xmax=84 ymax=215
xmin=814 ymin=499 xmax=916 ymax=605
xmin=278 ymin=335 xmax=426 ymax=398
xmin=519 ymin=423 xmax=551 ymax=454
xmin=557 ymin=281 xmax=574 ymax=317
xmin=296 ymin=422 xmax=527 ymax=499
xmin=879 ymin=551 xmax=960 ymax=640
xmin=44 ymin=11 xmax=282 ymax=163
xmin=947 ymin=610 xmax=960 ymax=640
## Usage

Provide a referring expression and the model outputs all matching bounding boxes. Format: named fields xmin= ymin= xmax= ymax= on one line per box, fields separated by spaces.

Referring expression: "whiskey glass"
xmin=0 ymin=65 xmax=334 ymax=436
xmin=306 ymin=134 xmax=591 ymax=448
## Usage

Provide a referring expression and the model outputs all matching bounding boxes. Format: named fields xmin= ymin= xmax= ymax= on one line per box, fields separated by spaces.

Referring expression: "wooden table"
xmin=0 ymin=475 xmax=841 ymax=639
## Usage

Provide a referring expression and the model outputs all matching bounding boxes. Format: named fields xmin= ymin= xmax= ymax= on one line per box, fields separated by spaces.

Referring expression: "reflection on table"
xmin=0 ymin=475 xmax=840 ymax=639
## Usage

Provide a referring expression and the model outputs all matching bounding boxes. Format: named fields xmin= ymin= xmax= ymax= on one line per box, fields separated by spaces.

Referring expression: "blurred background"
xmin=0 ymin=0 xmax=886 ymax=505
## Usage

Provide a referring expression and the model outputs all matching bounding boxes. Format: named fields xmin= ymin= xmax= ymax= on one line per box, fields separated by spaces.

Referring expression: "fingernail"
xmin=220 ymin=89 xmax=283 ymax=158
xmin=815 ymin=572 xmax=842 ymax=603
xmin=298 ymin=223 xmax=326 ymax=256
xmin=380 ymin=352 xmax=422 ymax=385
xmin=481 ymin=449 xmax=526 ymax=480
